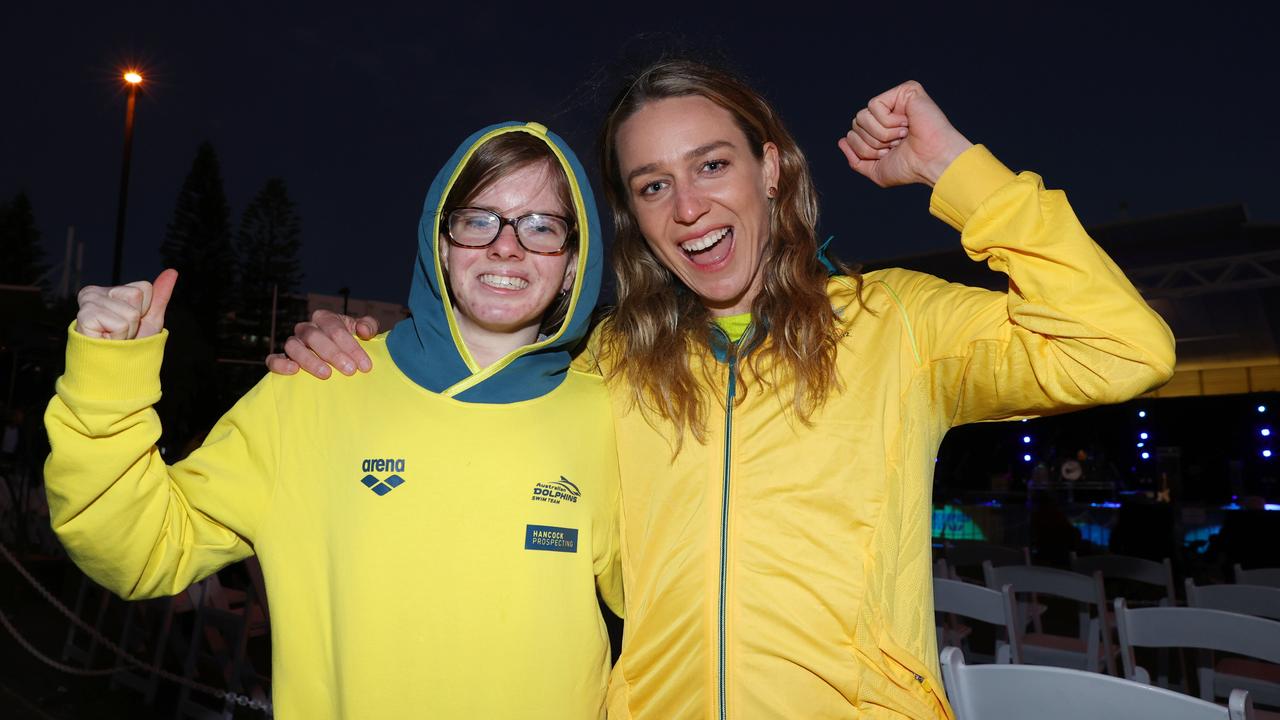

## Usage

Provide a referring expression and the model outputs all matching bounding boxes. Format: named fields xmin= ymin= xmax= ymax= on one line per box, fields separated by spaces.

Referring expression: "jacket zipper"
xmin=883 ymin=641 xmax=946 ymax=716
xmin=718 ymin=350 xmax=737 ymax=720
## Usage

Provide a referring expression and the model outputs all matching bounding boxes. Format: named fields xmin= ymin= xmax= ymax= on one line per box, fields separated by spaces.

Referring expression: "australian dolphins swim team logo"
xmin=531 ymin=477 xmax=581 ymax=504
xmin=360 ymin=458 xmax=406 ymax=496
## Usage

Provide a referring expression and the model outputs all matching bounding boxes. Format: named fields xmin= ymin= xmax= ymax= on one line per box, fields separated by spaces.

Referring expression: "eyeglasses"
xmin=443 ymin=207 xmax=574 ymax=255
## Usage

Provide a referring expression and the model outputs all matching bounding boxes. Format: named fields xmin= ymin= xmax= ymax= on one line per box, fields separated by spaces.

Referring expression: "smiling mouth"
xmin=680 ymin=227 xmax=733 ymax=267
xmin=479 ymin=274 xmax=529 ymax=290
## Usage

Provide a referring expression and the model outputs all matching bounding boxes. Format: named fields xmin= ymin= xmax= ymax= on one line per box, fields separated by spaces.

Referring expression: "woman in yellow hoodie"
xmin=45 ymin=123 xmax=623 ymax=719
xmin=274 ymin=59 xmax=1176 ymax=719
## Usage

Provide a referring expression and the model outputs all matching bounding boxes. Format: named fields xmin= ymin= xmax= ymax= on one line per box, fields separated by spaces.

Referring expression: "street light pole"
xmin=111 ymin=71 xmax=142 ymax=285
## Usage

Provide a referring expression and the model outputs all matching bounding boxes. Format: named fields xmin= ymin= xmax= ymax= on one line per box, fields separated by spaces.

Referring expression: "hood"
xmin=386 ymin=122 xmax=602 ymax=403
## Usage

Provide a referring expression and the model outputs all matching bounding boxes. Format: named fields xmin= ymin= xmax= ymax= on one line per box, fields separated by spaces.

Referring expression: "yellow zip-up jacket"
xmin=598 ymin=146 xmax=1176 ymax=719
xmin=44 ymin=121 xmax=625 ymax=719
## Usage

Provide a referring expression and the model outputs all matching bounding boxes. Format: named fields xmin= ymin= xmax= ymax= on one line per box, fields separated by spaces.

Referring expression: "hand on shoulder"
xmin=265 ymin=310 xmax=379 ymax=378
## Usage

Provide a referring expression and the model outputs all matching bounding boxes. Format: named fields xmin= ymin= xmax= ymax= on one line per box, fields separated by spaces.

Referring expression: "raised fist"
xmin=838 ymin=80 xmax=973 ymax=188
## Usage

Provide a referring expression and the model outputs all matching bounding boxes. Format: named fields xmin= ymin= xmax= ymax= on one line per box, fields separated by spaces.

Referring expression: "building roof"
xmin=861 ymin=205 xmax=1280 ymax=397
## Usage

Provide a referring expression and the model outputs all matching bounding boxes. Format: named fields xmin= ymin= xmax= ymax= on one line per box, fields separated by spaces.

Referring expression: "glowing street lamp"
xmin=112 ymin=70 xmax=143 ymax=285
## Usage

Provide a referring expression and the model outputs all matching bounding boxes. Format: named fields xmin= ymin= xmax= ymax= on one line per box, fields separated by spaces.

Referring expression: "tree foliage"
xmin=0 ymin=192 xmax=48 ymax=287
xmin=236 ymin=177 xmax=303 ymax=347
xmin=160 ymin=142 xmax=235 ymax=332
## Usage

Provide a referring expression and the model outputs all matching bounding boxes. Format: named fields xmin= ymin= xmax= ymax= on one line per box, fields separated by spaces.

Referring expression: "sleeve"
xmin=43 ymin=326 xmax=280 ymax=600
xmin=896 ymin=144 xmax=1176 ymax=428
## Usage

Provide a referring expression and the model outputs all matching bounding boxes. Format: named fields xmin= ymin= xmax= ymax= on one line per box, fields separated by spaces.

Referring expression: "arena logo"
xmin=531 ymin=477 xmax=581 ymax=504
xmin=360 ymin=457 xmax=407 ymax=496
xmin=362 ymin=458 xmax=405 ymax=474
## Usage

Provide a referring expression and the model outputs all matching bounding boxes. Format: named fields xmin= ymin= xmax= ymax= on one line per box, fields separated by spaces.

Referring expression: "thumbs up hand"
xmin=75 ymin=269 xmax=178 ymax=340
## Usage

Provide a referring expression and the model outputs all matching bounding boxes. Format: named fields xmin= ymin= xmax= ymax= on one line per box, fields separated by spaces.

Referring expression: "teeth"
xmin=680 ymin=227 xmax=730 ymax=253
xmin=479 ymin=274 xmax=528 ymax=290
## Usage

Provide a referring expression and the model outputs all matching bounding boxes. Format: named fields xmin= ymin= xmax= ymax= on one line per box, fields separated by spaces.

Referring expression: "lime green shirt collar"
xmin=712 ymin=312 xmax=753 ymax=343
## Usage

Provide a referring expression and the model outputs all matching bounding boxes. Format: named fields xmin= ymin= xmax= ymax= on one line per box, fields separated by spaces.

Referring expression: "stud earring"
xmin=767 ymin=185 xmax=778 ymax=198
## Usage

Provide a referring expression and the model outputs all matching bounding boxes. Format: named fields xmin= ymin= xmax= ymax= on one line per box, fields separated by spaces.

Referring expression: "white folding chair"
xmin=1185 ymin=581 xmax=1280 ymax=709
xmin=984 ymin=561 xmax=1116 ymax=674
xmin=1187 ymin=580 xmax=1280 ymax=621
xmin=941 ymin=543 xmax=1040 ymax=631
xmin=940 ymin=646 xmax=1254 ymax=720
xmin=1115 ymin=599 xmax=1280 ymax=708
xmin=934 ymin=578 xmax=1023 ymax=664
xmin=1070 ymin=553 xmax=1181 ymax=686
xmin=1071 ymin=553 xmax=1177 ymax=607
xmin=1235 ymin=565 xmax=1280 ymax=589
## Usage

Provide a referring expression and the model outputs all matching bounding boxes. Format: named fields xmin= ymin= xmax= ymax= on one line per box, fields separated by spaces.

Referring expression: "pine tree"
xmin=160 ymin=142 xmax=235 ymax=333
xmin=236 ymin=178 xmax=303 ymax=351
xmin=0 ymin=192 xmax=48 ymax=287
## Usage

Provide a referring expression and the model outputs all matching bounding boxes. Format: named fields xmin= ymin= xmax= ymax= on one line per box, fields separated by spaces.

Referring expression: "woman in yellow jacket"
xmin=275 ymin=60 xmax=1176 ymax=719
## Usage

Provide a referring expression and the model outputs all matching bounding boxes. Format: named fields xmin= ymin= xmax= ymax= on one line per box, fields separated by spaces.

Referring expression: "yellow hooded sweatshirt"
xmin=44 ymin=122 xmax=623 ymax=719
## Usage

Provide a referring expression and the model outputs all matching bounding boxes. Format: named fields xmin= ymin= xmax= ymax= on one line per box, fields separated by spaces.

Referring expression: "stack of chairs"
xmin=931 ymin=547 xmax=1280 ymax=718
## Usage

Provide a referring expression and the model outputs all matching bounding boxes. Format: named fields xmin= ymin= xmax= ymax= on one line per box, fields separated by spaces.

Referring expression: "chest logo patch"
xmin=531 ymin=476 xmax=580 ymax=504
xmin=360 ymin=458 xmax=406 ymax=496
xmin=525 ymin=525 xmax=578 ymax=553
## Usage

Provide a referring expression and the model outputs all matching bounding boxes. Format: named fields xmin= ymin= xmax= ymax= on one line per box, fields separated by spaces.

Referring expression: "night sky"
xmin=3 ymin=3 xmax=1275 ymax=305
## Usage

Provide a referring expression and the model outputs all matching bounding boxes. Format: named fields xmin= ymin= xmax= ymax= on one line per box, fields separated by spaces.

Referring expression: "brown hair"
xmin=443 ymin=129 xmax=578 ymax=335
xmin=598 ymin=58 xmax=862 ymax=446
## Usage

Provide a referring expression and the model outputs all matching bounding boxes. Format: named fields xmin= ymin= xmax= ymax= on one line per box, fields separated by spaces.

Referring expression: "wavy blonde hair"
xmin=598 ymin=59 xmax=863 ymax=446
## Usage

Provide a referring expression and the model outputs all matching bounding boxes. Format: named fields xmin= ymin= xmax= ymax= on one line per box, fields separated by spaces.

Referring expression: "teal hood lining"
xmin=385 ymin=122 xmax=603 ymax=404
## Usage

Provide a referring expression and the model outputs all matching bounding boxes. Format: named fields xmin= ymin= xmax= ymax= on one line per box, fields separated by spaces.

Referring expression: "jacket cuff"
xmin=60 ymin=323 xmax=169 ymax=402
xmin=928 ymin=145 xmax=1017 ymax=232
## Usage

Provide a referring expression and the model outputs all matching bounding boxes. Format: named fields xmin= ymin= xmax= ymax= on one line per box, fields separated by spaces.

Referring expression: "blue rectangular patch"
xmin=524 ymin=524 xmax=578 ymax=553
